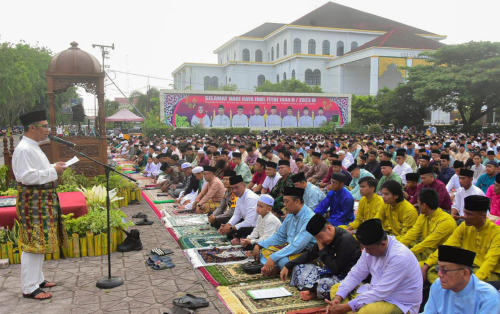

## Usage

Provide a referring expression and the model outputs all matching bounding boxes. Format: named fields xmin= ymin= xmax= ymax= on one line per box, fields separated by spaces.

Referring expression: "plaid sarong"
xmin=16 ymin=183 xmax=68 ymax=254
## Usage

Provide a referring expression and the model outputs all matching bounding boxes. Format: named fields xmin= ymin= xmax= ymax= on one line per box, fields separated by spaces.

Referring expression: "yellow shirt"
xmin=397 ymin=208 xmax=456 ymax=255
xmin=425 ymin=219 xmax=500 ymax=281
xmin=376 ymin=199 xmax=418 ymax=237
xmin=349 ymin=194 xmax=384 ymax=230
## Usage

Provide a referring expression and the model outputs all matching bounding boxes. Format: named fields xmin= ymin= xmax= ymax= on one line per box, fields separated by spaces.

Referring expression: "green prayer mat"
xmin=217 ymin=279 xmax=326 ymax=314
xmin=153 ymin=199 xmax=175 ymax=204
xmin=172 ymin=224 xmax=219 ymax=238
xmin=205 ymin=263 xmax=273 ymax=286
xmin=179 ymin=234 xmax=230 ymax=249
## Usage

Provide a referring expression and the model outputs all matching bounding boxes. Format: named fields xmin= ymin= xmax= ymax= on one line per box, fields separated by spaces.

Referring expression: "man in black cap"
xmin=451 ymin=168 xmax=484 ymax=220
xmin=247 ymin=158 xmax=267 ymax=193
xmin=281 ymin=214 xmax=360 ymax=301
xmin=261 ymin=161 xmax=281 ymax=194
xmin=314 ymin=172 xmax=355 ymax=226
xmin=292 ymin=172 xmax=325 ymax=210
xmin=376 ymin=160 xmax=402 ymax=193
xmin=253 ymin=186 xmax=315 ymax=276
xmin=328 ymin=219 xmax=422 ymax=314
xmin=192 ymin=166 xmax=226 ymax=214
xmin=12 ymin=110 xmax=68 ymax=300
xmin=269 ymin=160 xmax=294 ymax=216
xmin=209 ymin=170 xmax=238 ymax=229
xmin=219 ymin=175 xmax=259 ymax=242
xmin=445 ymin=160 xmax=464 ymax=193
xmin=410 ymin=167 xmax=451 ymax=212
xmin=404 ymin=172 xmax=420 ymax=201
xmin=305 ymin=151 xmax=328 ymax=184
xmin=424 ymin=245 xmax=500 ymax=313
xmin=232 ymin=151 xmax=252 ymax=184
xmin=422 ymin=195 xmax=500 ymax=284
xmin=436 ymin=153 xmax=454 ymax=185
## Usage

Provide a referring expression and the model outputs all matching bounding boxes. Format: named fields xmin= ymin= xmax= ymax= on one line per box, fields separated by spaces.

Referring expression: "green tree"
xmin=375 ymin=85 xmax=427 ymax=128
xmin=351 ymin=95 xmax=380 ymax=125
xmin=407 ymin=41 xmax=500 ymax=131
xmin=255 ymin=79 xmax=322 ymax=93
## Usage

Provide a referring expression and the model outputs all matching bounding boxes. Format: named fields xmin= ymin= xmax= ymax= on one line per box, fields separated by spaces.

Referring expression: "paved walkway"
xmin=0 ymin=200 xmax=229 ymax=314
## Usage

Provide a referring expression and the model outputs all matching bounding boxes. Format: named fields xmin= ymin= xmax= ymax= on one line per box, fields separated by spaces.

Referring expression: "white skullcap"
xmin=338 ymin=150 xmax=346 ymax=155
xmin=192 ymin=166 xmax=203 ymax=174
xmin=152 ymin=153 xmax=158 ymax=158
xmin=181 ymin=162 xmax=192 ymax=169
xmin=258 ymin=194 xmax=274 ymax=207
xmin=197 ymin=149 xmax=205 ymax=154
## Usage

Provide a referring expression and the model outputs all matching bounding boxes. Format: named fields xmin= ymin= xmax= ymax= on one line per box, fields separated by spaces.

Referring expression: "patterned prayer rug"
xmin=185 ymin=246 xmax=251 ymax=268
xmin=203 ymin=263 xmax=273 ymax=286
xmin=179 ymin=234 xmax=230 ymax=249
xmin=217 ymin=279 xmax=326 ymax=314
xmin=172 ymin=224 xmax=219 ymax=238
xmin=164 ymin=214 xmax=209 ymax=227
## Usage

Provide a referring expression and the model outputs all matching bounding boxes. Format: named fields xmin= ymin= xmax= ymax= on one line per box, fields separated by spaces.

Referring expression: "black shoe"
xmin=135 ymin=218 xmax=154 ymax=225
xmin=132 ymin=212 xmax=147 ymax=218
xmin=117 ymin=229 xmax=143 ymax=252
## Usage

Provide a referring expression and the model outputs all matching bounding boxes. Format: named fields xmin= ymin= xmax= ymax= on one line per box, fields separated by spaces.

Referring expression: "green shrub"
xmin=62 ymin=206 xmax=134 ymax=237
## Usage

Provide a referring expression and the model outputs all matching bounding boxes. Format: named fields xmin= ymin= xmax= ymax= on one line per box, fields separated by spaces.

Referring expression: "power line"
xmin=108 ymin=69 xmax=172 ymax=81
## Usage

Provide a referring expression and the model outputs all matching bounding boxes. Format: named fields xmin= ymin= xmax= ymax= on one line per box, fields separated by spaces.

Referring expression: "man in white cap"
xmin=240 ymin=194 xmax=282 ymax=249
xmin=177 ymin=166 xmax=204 ymax=212
xmin=170 ymin=162 xmax=192 ymax=198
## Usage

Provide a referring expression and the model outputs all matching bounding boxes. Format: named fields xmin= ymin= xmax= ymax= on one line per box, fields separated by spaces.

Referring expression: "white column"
xmin=369 ymin=57 xmax=379 ymax=96
xmin=338 ymin=65 xmax=344 ymax=94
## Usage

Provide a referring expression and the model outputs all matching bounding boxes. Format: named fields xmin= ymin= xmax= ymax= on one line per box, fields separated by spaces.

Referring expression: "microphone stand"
xmin=63 ymin=144 xmax=137 ymax=289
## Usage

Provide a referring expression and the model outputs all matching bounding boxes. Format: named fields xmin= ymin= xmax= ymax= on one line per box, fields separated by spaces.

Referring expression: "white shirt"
xmin=471 ymin=164 xmax=486 ymax=184
xmin=232 ymin=114 xmax=248 ymax=127
xmin=446 ymin=174 xmax=460 ymax=193
xmin=282 ymin=115 xmax=298 ymax=128
xmin=247 ymin=213 xmax=282 ymax=244
xmin=393 ymin=162 xmax=413 ymax=185
xmin=266 ymin=115 xmax=281 ymax=128
xmin=453 ymin=185 xmax=485 ymax=216
xmin=298 ymin=116 xmax=313 ymax=127
xmin=262 ymin=173 xmax=282 ymax=192
xmin=249 ymin=115 xmax=265 ymax=128
xmin=12 ymin=136 xmax=58 ymax=185
xmin=228 ymin=189 xmax=259 ymax=229
xmin=212 ymin=114 xmax=230 ymax=128
xmin=314 ymin=115 xmax=327 ymax=127
xmin=191 ymin=115 xmax=211 ymax=127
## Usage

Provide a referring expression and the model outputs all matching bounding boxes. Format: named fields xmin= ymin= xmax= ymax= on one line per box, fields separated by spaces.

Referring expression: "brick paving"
xmin=0 ymin=200 xmax=230 ymax=314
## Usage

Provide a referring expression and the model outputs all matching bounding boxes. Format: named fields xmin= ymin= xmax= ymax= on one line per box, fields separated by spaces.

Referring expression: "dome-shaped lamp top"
xmin=47 ymin=41 xmax=102 ymax=75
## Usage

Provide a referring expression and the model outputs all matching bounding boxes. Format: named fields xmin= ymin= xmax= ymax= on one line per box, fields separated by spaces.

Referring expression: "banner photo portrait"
xmin=160 ymin=91 xmax=350 ymax=128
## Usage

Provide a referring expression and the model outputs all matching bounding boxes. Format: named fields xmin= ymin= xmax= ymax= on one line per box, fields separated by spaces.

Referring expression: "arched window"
xmin=204 ymin=76 xmax=210 ymax=90
xmin=292 ymin=70 xmax=296 ymax=79
xmin=211 ymin=76 xmax=219 ymax=89
xmin=312 ymin=70 xmax=321 ymax=85
xmin=276 ymin=74 xmax=279 ymax=83
xmin=283 ymin=39 xmax=287 ymax=55
xmin=242 ymin=49 xmax=250 ymax=61
xmin=308 ymin=39 xmax=316 ymax=54
xmin=293 ymin=38 xmax=301 ymax=53
xmin=276 ymin=43 xmax=280 ymax=58
xmin=271 ymin=47 xmax=274 ymax=61
xmin=322 ymin=40 xmax=330 ymax=55
xmin=351 ymin=41 xmax=358 ymax=51
xmin=337 ymin=41 xmax=344 ymax=56
xmin=255 ymin=49 xmax=263 ymax=62
xmin=305 ymin=69 xmax=314 ymax=85
xmin=283 ymin=72 xmax=287 ymax=80
xmin=257 ymin=75 xmax=265 ymax=87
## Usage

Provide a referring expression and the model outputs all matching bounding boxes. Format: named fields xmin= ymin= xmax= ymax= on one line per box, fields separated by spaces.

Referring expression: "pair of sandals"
xmin=132 ymin=212 xmax=154 ymax=225
xmin=146 ymin=248 xmax=175 ymax=270
xmin=172 ymin=294 xmax=209 ymax=310
xmin=22 ymin=280 xmax=56 ymax=300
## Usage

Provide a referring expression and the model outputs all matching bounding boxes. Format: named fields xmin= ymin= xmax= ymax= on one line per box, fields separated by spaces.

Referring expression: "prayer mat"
xmin=172 ymin=224 xmax=219 ymax=238
xmin=164 ymin=215 xmax=208 ymax=227
xmin=179 ymin=234 xmax=230 ymax=249
xmin=185 ymin=246 xmax=251 ymax=268
xmin=217 ymin=279 xmax=326 ymax=314
xmin=203 ymin=263 xmax=273 ymax=286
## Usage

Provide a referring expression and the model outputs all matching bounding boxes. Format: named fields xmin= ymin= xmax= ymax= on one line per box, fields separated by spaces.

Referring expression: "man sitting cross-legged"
xmin=347 ymin=176 xmax=384 ymax=233
xmin=281 ymin=214 xmax=361 ymax=301
xmin=252 ymin=187 xmax=316 ymax=276
xmin=397 ymin=188 xmax=457 ymax=263
xmin=327 ymin=218 xmax=423 ymax=314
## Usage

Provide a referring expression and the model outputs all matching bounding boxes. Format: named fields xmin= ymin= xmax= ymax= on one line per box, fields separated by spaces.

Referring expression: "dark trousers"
xmin=227 ymin=227 xmax=254 ymax=240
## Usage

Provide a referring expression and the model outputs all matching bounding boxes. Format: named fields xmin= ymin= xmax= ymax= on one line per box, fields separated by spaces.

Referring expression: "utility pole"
xmin=92 ymin=43 xmax=114 ymax=72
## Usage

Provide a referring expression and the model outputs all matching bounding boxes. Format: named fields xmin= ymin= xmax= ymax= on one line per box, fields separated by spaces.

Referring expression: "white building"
xmin=173 ymin=2 xmax=450 ymax=123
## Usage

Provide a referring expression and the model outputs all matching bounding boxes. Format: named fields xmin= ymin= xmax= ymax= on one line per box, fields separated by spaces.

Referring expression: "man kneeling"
xmin=327 ymin=219 xmax=422 ymax=314
xmin=280 ymin=214 xmax=361 ymax=301
xmin=253 ymin=187 xmax=315 ymax=276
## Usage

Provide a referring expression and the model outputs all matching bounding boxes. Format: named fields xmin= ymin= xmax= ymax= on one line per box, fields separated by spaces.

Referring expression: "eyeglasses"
xmin=436 ymin=266 xmax=464 ymax=275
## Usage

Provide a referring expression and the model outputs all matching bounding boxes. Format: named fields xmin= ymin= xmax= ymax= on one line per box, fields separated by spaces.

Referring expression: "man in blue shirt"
xmin=475 ymin=161 xmax=498 ymax=194
xmin=291 ymin=172 xmax=325 ymax=210
xmin=314 ymin=172 xmax=354 ymax=226
xmin=424 ymin=245 xmax=500 ymax=314
xmin=437 ymin=154 xmax=455 ymax=185
xmin=254 ymin=186 xmax=315 ymax=276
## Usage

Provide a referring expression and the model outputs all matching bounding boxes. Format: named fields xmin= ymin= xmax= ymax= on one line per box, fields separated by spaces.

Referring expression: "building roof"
xmin=240 ymin=23 xmax=286 ymax=37
xmin=290 ymin=2 xmax=437 ymax=35
xmin=350 ymin=29 xmax=445 ymax=53
xmin=105 ymin=109 xmax=144 ymax=122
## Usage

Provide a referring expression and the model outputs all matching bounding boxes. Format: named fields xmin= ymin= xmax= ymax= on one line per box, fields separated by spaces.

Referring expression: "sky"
xmin=1 ymin=0 xmax=499 ymax=115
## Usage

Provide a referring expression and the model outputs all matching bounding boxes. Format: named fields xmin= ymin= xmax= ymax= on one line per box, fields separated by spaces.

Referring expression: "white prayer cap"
xmin=181 ymin=162 xmax=192 ymax=169
xmin=152 ymin=153 xmax=158 ymax=158
xmin=338 ymin=150 xmax=346 ymax=155
xmin=258 ymin=194 xmax=274 ymax=207
xmin=197 ymin=149 xmax=205 ymax=154
xmin=192 ymin=166 xmax=203 ymax=174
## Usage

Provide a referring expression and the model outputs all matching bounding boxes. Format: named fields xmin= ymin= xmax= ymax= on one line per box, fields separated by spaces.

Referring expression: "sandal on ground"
xmin=135 ymin=218 xmax=154 ymax=225
xmin=23 ymin=288 xmax=52 ymax=300
xmin=152 ymin=260 xmax=175 ymax=270
xmin=151 ymin=248 xmax=173 ymax=256
xmin=132 ymin=212 xmax=147 ymax=218
xmin=173 ymin=294 xmax=209 ymax=309
xmin=146 ymin=255 xmax=172 ymax=266
xmin=39 ymin=280 xmax=56 ymax=288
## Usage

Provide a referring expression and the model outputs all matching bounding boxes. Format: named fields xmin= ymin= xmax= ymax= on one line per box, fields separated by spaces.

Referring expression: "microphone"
xmin=49 ymin=135 xmax=76 ymax=148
